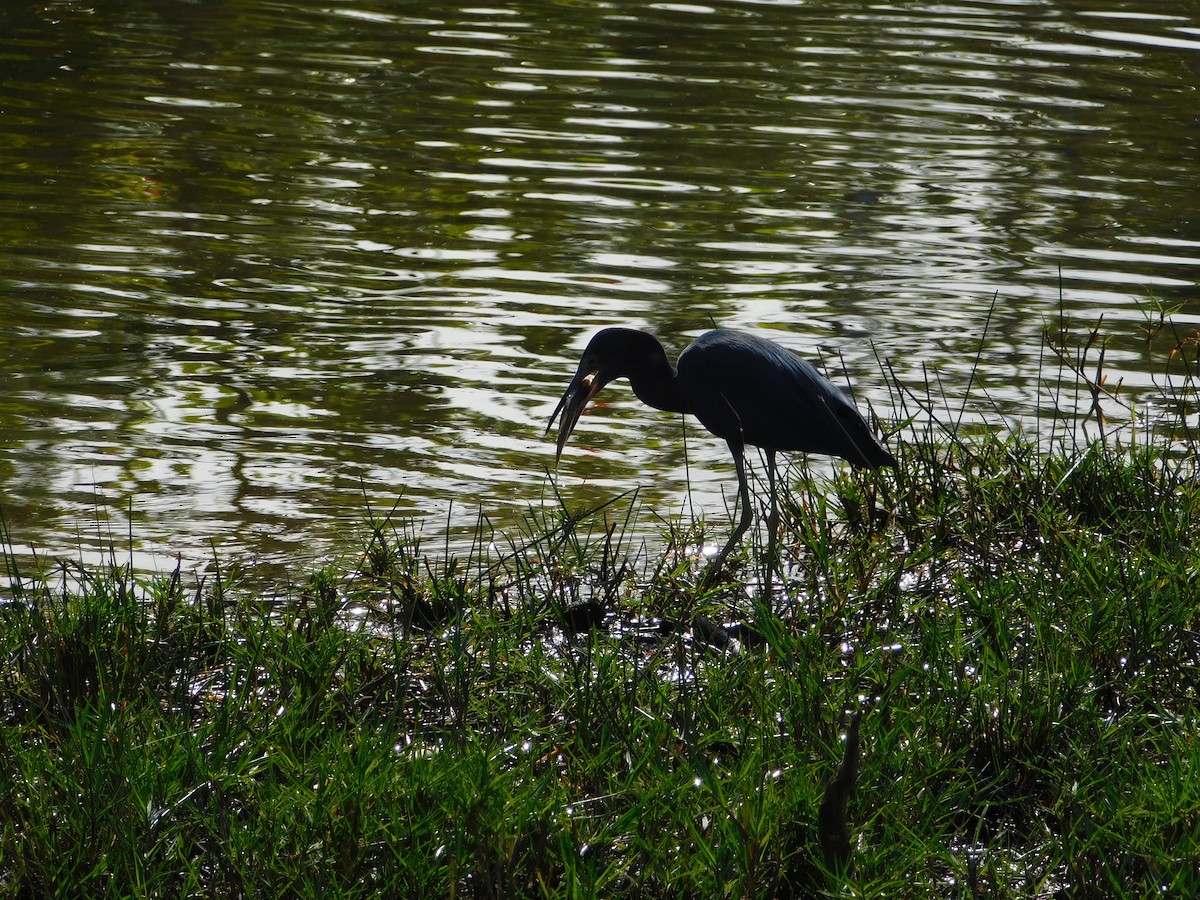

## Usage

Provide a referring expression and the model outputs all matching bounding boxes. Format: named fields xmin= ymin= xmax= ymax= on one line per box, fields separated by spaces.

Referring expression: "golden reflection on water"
xmin=0 ymin=0 xmax=1197 ymax=571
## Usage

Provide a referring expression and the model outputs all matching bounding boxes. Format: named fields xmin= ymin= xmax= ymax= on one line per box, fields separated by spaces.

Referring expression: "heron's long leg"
xmin=714 ymin=441 xmax=752 ymax=571
xmin=765 ymin=449 xmax=778 ymax=601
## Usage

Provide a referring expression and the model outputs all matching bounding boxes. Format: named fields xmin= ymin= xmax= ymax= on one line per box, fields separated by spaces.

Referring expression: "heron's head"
xmin=546 ymin=328 xmax=667 ymax=460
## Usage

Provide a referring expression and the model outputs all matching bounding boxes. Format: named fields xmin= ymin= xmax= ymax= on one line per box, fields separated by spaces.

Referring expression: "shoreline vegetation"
xmin=3 ymin=307 xmax=1200 ymax=897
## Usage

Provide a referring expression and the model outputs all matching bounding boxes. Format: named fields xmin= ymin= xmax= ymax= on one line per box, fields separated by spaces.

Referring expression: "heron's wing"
xmin=678 ymin=330 xmax=893 ymax=467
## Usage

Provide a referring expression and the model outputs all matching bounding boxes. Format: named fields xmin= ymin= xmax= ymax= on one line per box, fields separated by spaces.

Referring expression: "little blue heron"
xmin=547 ymin=327 xmax=895 ymax=575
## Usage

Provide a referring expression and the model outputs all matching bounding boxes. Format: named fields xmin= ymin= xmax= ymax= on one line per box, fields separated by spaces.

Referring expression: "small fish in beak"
xmin=547 ymin=368 xmax=603 ymax=460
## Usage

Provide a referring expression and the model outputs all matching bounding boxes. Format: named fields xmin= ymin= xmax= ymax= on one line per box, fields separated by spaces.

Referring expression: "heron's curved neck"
xmin=629 ymin=368 xmax=690 ymax=415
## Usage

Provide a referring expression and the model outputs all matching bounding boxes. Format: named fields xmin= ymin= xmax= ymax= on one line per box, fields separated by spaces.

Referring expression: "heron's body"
xmin=548 ymin=327 xmax=894 ymax=575
xmin=674 ymin=330 xmax=894 ymax=467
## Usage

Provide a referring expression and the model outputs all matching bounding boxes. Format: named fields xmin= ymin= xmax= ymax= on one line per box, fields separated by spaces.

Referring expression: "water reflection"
xmin=0 ymin=0 xmax=1197 ymax=574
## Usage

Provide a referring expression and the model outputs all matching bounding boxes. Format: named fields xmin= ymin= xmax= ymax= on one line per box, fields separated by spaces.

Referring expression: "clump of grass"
xmin=1 ymin=305 xmax=1199 ymax=897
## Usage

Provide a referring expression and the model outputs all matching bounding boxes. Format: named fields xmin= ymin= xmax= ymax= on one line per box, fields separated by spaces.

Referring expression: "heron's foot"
xmin=698 ymin=554 xmax=736 ymax=590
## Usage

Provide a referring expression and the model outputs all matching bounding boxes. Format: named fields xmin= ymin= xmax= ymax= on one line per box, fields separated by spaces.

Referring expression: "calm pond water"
xmin=1 ymin=0 xmax=1198 ymax=576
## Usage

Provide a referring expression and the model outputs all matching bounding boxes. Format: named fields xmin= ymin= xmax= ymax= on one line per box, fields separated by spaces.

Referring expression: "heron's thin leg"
xmin=765 ymin=449 xmax=778 ymax=603
xmin=712 ymin=441 xmax=752 ymax=574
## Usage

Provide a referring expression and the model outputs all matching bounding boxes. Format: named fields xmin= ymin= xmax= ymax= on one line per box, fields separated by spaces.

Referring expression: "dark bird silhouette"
xmin=547 ymin=327 xmax=894 ymax=574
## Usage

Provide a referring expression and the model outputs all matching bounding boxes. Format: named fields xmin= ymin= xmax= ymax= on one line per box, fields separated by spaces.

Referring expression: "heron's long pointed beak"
xmin=547 ymin=369 xmax=602 ymax=461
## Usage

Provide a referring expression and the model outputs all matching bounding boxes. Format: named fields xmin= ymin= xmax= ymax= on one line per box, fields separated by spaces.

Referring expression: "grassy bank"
xmin=2 ymin=312 xmax=1200 ymax=897
xmin=3 ymin=431 xmax=1197 ymax=897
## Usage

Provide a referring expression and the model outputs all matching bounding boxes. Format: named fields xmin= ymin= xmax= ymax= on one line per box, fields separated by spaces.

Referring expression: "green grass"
xmin=2 ymin=307 xmax=1200 ymax=897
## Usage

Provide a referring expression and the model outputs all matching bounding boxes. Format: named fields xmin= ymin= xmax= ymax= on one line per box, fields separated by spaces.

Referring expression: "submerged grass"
xmin=2 ymin=306 xmax=1200 ymax=897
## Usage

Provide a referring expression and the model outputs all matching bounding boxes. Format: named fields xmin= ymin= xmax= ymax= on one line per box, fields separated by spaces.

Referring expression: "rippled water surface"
xmin=1 ymin=0 xmax=1198 ymax=573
